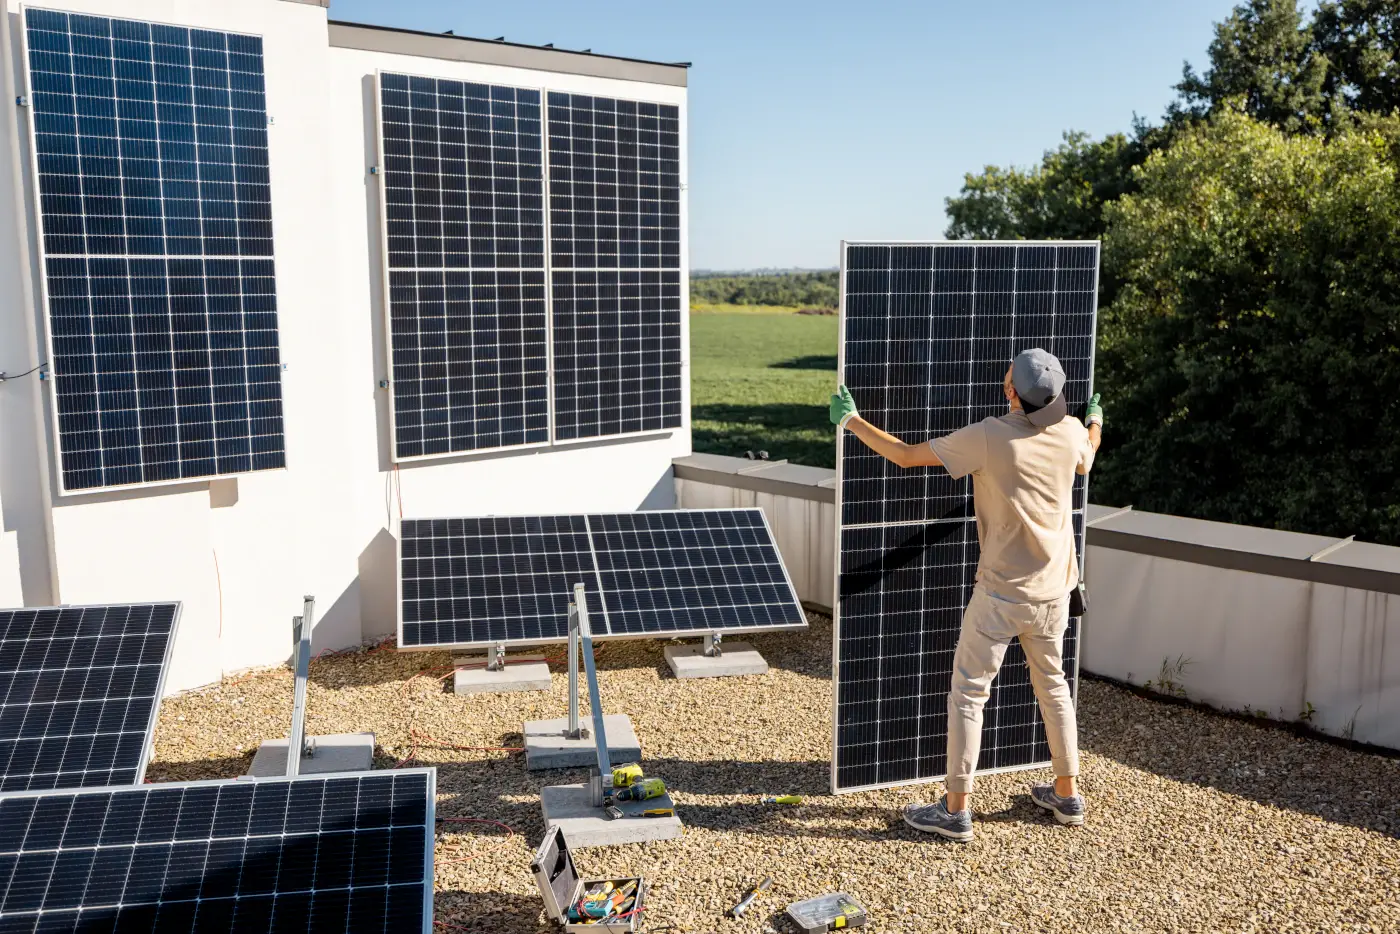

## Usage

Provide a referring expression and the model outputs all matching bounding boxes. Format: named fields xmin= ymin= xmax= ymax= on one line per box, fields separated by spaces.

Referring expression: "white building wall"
xmin=0 ymin=0 xmax=690 ymax=692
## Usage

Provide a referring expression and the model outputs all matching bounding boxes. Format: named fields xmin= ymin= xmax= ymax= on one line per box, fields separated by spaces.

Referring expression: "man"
xmin=830 ymin=348 xmax=1103 ymax=842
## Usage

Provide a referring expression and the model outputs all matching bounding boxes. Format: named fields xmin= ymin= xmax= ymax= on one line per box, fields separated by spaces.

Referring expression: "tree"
xmin=944 ymin=131 xmax=1144 ymax=242
xmin=1313 ymin=0 xmax=1400 ymax=116
xmin=1173 ymin=0 xmax=1334 ymax=133
xmin=1095 ymin=109 xmax=1400 ymax=543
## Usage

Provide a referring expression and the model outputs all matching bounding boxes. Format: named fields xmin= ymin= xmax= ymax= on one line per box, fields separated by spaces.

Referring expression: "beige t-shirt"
xmin=930 ymin=411 xmax=1094 ymax=603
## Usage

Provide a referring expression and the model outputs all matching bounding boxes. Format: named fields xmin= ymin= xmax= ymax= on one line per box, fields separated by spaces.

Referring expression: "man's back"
xmin=932 ymin=412 xmax=1093 ymax=603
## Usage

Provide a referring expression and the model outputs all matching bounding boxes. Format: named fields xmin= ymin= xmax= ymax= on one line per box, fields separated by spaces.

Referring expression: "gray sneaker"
xmin=1030 ymin=783 xmax=1086 ymax=826
xmin=903 ymin=797 xmax=973 ymax=842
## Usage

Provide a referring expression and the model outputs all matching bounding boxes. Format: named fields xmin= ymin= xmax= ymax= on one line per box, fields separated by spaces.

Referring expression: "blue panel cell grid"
xmin=23 ymin=8 xmax=286 ymax=492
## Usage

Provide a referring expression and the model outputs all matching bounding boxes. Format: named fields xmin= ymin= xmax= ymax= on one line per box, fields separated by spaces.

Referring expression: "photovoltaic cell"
xmin=832 ymin=241 xmax=1098 ymax=793
xmin=589 ymin=510 xmax=802 ymax=636
xmin=23 ymin=8 xmax=286 ymax=492
xmin=0 ymin=769 xmax=434 ymax=932
xmin=547 ymin=92 xmax=683 ymax=441
xmin=0 ymin=602 xmax=178 ymax=793
xmin=399 ymin=515 xmax=601 ymax=649
xmin=378 ymin=72 xmax=549 ymax=458
xmin=399 ymin=509 xmax=805 ymax=649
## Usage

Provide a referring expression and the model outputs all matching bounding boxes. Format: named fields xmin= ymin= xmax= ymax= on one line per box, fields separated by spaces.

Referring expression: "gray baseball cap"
xmin=1011 ymin=348 xmax=1068 ymax=428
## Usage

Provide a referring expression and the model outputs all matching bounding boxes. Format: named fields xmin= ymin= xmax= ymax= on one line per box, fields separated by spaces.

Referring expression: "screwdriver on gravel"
xmin=727 ymin=876 xmax=772 ymax=919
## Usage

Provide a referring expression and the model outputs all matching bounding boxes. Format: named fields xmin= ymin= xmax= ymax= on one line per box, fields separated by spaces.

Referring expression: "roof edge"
xmin=327 ymin=20 xmax=689 ymax=87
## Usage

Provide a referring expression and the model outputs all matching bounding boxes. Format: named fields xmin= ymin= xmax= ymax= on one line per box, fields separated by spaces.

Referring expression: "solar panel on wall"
xmin=398 ymin=508 xmax=805 ymax=649
xmin=832 ymin=241 xmax=1098 ymax=794
xmin=21 ymin=8 xmax=286 ymax=493
xmin=547 ymin=92 xmax=683 ymax=442
xmin=377 ymin=72 xmax=550 ymax=459
xmin=0 ymin=602 xmax=179 ymax=793
xmin=0 ymin=769 xmax=435 ymax=931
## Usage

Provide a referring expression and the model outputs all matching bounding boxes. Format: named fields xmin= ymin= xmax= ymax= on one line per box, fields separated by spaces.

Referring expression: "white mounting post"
xmin=486 ymin=642 xmax=507 ymax=672
xmin=574 ymin=583 xmax=611 ymax=781
xmin=563 ymin=601 xmax=589 ymax=741
xmin=286 ymin=595 xmax=315 ymax=777
xmin=703 ymin=632 xmax=723 ymax=657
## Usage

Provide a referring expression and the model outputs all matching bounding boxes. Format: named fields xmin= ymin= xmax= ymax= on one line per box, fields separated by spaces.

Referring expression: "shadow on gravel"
xmin=302 ymin=611 xmax=835 ymax=692
xmin=1079 ymin=680 xmax=1399 ymax=839
xmin=434 ymin=892 xmax=549 ymax=934
xmin=144 ymin=754 xmax=253 ymax=783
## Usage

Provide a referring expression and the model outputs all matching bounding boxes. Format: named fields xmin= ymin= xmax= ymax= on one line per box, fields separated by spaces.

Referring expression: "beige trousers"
xmin=945 ymin=587 xmax=1078 ymax=794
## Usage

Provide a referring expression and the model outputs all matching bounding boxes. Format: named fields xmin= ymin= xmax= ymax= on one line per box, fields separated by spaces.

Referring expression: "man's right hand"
xmin=1085 ymin=393 xmax=1103 ymax=428
xmin=830 ymin=384 xmax=859 ymax=428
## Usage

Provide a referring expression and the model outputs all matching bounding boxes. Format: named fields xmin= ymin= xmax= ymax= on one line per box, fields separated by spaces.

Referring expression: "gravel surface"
xmin=152 ymin=613 xmax=1400 ymax=934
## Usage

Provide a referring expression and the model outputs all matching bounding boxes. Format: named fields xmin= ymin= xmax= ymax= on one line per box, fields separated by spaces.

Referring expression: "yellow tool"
xmin=614 ymin=777 xmax=666 ymax=802
xmin=640 ymin=807 xmax=674 ymax=818
xmin=762 ymin=795 xmax=803 ymax=805
xmin=611 ymin=762 xmax=644 ymax=789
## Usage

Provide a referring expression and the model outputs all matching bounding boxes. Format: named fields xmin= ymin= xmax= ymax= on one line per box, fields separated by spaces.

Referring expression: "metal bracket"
xmin=286 ymin=595 xmax=315 ymax=777
xmin=486 ymin=642 xmax=506 ymax=672
xmin=15 ymin=95 xmax=28 ymax=107
xmin=574 ymin=584 xmax=612 ymax=780
xmin=703 ymin=632 xmax=723 ymax=658
xmin=563 ymin=602 xmax=590 ymax=741
xmin=369 ymin=165 xmax=379 ymax=175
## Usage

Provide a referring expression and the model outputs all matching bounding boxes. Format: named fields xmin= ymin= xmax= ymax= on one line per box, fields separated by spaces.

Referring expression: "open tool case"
xmin=532 ymin=827 xmax=649 ymax=932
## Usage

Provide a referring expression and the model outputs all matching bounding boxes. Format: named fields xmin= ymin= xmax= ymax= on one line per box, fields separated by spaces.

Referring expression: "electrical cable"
xmin=0 ymin=361 xmax=46 ymax=383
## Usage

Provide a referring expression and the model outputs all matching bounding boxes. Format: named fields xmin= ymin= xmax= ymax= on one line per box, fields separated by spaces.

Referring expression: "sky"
xmin=330 ymin=0 xmax=1240 ymax=271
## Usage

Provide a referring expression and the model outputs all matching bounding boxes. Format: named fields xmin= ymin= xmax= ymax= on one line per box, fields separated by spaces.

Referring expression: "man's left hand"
xmin=830 ymin=384 xmax=859 ymax=428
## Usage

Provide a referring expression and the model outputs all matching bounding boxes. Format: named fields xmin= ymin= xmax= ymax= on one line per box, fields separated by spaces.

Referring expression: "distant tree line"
xmin=691 ymin=272 xmax=839 ymax=308
xmin=945 ymin=0 xmax=1400 ymax=545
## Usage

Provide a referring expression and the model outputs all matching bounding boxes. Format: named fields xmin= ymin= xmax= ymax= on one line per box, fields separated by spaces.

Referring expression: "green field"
xmin=689 ymin=310 xmax=839 ymax=468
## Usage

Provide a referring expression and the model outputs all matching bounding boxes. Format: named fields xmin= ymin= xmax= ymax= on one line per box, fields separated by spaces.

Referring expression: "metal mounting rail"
xmin=286 ymin=595 xmax=315 ymax=777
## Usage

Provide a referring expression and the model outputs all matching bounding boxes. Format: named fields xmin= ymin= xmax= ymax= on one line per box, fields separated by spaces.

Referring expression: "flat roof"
xmin=327 ymin=20 xmax=689 ymax=87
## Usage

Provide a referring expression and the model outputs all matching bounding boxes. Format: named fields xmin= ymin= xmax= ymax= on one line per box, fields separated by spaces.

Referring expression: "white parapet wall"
xmin=1083 ymin=508 xmax=1400 ymax=751
xmin=676 ymin=455 xmax=1400 ymax=752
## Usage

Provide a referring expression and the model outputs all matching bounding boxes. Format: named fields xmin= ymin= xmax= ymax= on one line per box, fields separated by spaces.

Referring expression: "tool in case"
xmin=784 ymin=892 xmax=868 ymax=932
xmin=532 ymin=826 xmax=648 ymax=932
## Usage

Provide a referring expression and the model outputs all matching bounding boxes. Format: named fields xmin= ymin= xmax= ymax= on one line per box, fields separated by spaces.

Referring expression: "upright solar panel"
xmin=21 ymin=8 xmax=286 ymax=493
xmin=547 ymin=92 xmax=683 ymax=442
xmin=832 ymin=241 xmax=1098 ymax=794
xmin=0 ymin=602 xmax=179 ymax=793
xmin=398 ymin=508 xmax=805 ymax=649
xmin=0 ymin=768 xmax=435 ymax=932
xmin=376 ymin=71 xmax=549 ymax=459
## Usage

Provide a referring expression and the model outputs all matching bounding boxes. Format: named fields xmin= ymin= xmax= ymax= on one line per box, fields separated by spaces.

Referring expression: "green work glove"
xmin=830 ymin=384 xmax=859 ymax=428
xmin=1085 ymin=392 xmax=1103 ymax=428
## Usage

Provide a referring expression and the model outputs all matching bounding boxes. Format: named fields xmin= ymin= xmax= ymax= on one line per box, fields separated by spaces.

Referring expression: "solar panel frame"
xmin=19 ymin=6 xmax=289 ymax=495
xmin=830 ymin=240 xmax=1098 ymax=795
xmin=0 ymin=767 xmax=436 ymax=932
xmin=0 ymin=601 xmax=181 ymax=794
xmin=374 ymin=69 xmax=553 ymax=463
xmin=396 ymin=508 xmax=806 ymax=651
xmin=545 ymin=90 xmax=685 ymax=446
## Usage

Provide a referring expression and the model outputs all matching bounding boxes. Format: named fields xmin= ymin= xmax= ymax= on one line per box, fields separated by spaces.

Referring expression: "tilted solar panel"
xmin=398 ymin=509 xmax=806 ymax=649
xmin=832 ymin=241 xmax=1098 ymax=793
xmin=22 ymin=8 xmax=286 ymax=493
xmin=589 ymin=510 xmax=803 ymax=637
xmin=0 ymin=769 xmax=435 ymax=932
xmin=547 ymin=92 xmax=683 ymax=442
xmin=0 ymin=602 xmax=179 ymax=793
xmin=377 ymin=72 xmax=549 ymax=459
